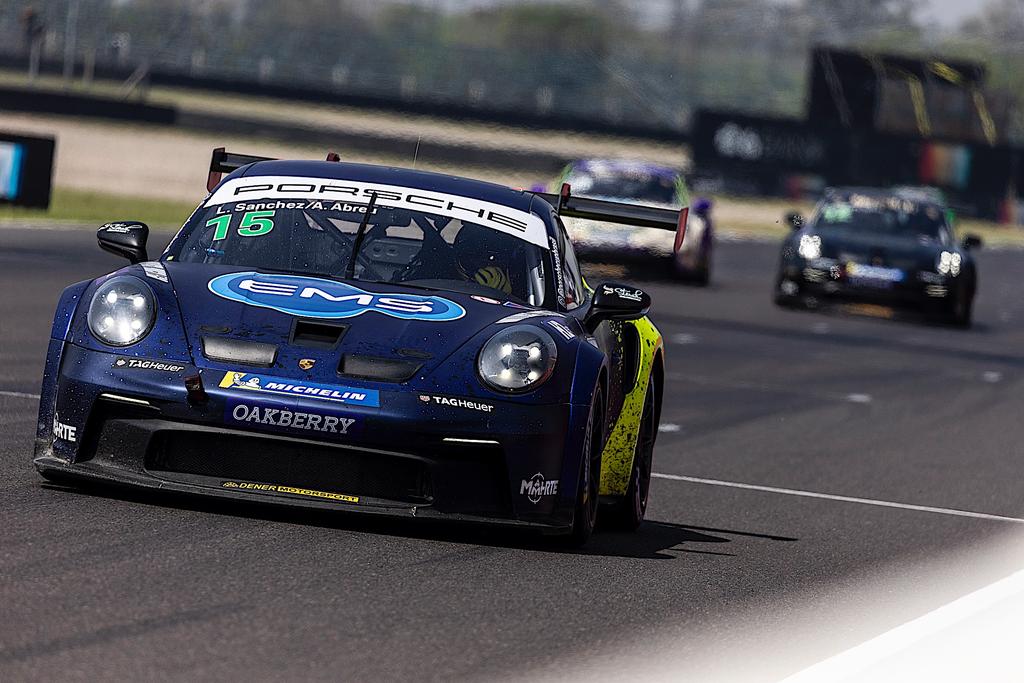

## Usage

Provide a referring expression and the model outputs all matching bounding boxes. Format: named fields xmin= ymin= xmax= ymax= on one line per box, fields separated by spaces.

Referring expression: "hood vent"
xmin=202 ymin=337 xmax=278 ymax=367
xmin=339 ymin=355 xmax=422 ymax=382
xmin=290 ymin=320 xmax=348 ymax=349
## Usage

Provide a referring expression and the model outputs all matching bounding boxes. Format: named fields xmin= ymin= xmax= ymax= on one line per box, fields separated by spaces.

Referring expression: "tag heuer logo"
xmin=115 ymin=359 xmax=127 ymax=367
xmin=298 ymin=359 xmax=317 ymax=371
xmin=419 ymin=395 xmax=431 ymax=403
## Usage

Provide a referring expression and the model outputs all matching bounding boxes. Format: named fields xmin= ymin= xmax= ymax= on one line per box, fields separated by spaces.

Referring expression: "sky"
xmin=401 ymin=0 xmax=993 ymax=29
xmin=920 ymin=0 xmax=989 ymax=27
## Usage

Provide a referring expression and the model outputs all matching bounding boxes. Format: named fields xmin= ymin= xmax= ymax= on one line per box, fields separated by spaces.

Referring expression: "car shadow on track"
xmin=586 ymin=521 xmax=798 ymax=560
xmin=40 ymin=481 xmax=797 ymax=560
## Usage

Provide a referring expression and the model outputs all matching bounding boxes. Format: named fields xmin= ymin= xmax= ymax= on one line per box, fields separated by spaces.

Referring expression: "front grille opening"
xmin=339 ymin=355 xmax=422 ymax=382
xmin=202 ymin=337 xmax=277 ymax=367
xmin=290 ymin=320 xmax=347 ymax=349
xmin=147 ymin=431 xmax=431 ymax=504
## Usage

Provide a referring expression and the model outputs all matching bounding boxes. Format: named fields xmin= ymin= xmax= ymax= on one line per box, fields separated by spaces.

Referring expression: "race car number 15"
xmin=206 ymin=211 xmax=276 ymax=240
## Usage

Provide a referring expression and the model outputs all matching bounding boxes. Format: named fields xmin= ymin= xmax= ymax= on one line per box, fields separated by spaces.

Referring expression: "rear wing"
xmin=538 ymin=183 xmax=689 ymax=252
xmin=206 ymin=148 xmax=341 ymax=193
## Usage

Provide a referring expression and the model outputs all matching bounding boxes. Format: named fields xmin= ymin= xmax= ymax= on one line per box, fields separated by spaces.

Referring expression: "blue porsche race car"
xmin=33 ymin=150 xmax=683 ymax=545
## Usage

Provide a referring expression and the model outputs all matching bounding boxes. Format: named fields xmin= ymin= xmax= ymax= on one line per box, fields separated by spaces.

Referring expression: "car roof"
xmin=822 ymin=186 xmax=944 ymax=211
xmin=230 ymin=160 xmax=542 ymax=215
xmin=569 ymin=158 xmax=680 ymax=178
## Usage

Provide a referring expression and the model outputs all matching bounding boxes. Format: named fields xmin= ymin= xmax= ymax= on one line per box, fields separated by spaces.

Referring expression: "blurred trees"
xmin=2 ymin=0 xmax=1021 ymax=138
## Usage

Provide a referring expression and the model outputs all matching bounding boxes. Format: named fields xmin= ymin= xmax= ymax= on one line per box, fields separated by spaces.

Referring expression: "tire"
xmin=773 ymin=278 xmax=799 ymax=308
xmin=948 ymin=287 xmax=974 ymax=328
xmin=602 ymin=374 xmax=657 ymax=531
xmin=564 ymin=386 xmax=605 ymax=547
xmin=692 ymin=246 xmax=711 ymax=287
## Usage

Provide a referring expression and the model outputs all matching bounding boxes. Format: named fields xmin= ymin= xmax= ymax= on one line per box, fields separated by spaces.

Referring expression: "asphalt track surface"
xmin=2 ymin=225 xmax=1023 ymax=681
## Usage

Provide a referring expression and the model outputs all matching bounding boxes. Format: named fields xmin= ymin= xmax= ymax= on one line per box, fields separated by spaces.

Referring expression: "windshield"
xmin=566 ymin=167 xmax=680 ymax=205
xmin=166 ymin=180 xmax=551 ymax=306
xmin=812 ymin=197 xmax=950 ymax=244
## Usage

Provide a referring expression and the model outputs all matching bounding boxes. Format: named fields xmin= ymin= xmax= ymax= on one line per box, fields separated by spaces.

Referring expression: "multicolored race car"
xmin=33 ymin=150 xmax=684 ymax=546
xmin=548 ymin=159 xmax=714 ymax=284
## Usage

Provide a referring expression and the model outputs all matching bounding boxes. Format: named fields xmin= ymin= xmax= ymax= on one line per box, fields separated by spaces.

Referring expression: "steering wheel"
xmin=391 ymin=216 xmax=463 ymax=283
xmin=305 ymin=211 xmax=388 ymax=281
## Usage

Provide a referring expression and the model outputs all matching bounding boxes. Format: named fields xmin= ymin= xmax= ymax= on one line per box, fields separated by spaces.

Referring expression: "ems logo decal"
xmin=208 ymin=271 xmax=465 ymax=322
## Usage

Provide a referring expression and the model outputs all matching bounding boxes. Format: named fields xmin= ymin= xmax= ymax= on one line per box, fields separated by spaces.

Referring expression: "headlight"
xmin=798 ymin=234 xmax=822 ymax=260
xmin=87 ymin=276 xmax=157 ymax=346
xmin=936 ymin=251 xmax=961 ymax=276
xmin=477 ymin=324 xmax=557 ymax=393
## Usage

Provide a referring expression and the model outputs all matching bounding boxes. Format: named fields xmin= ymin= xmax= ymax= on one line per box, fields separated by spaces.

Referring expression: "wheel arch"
xmin=599 ymin=317 xmax=663 ymax=497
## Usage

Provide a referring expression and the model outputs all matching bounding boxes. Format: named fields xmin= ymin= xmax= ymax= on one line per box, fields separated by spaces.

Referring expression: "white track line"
xmin=0 ymin=390 xmax=41 ymax=400
xmin=780 ymin=568 xmax=1024 ymax=682
xmin=652 ymin=473 xmax=1024 ymax=524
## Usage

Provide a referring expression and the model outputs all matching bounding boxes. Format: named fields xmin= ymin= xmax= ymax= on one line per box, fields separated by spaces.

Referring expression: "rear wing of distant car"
xmin=538 ymin=183 xmax=689 ymax=252
xmin=206 ymin=147 xmax=341 ymax=193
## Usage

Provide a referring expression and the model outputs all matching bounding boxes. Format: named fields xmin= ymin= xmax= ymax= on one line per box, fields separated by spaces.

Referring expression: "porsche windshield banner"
xmin=204 ymin=176 xmax=549 ymax=249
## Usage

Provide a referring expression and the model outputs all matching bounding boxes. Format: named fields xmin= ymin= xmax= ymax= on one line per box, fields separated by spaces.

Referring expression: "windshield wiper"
xmin=344 ymin=192 xmax=378 ymax=280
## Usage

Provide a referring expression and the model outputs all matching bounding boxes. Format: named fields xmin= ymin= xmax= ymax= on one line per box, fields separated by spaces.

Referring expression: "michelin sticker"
xmin=220 ymin=371 xmax=380 ymax=408
xmin=208 ymin=271 xmax=465 ymax=322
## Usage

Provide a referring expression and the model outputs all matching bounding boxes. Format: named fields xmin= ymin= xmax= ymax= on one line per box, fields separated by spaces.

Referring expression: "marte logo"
xmin=52 ymin=415 xmax=77 ymax=443
xmin=520 ymin=473 xmax=559 ymax=504
xmin=208 ymin=271 xmax=465 ymax=322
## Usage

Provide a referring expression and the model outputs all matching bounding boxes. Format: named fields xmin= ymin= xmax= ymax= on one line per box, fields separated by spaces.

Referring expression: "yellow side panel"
xmin=599 ymin=316 xmax=662 ymax=496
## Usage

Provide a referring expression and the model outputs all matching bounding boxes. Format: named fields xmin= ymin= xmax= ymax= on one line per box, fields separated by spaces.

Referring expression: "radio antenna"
xmin=412 ymin=135 xmax=422 ymax=169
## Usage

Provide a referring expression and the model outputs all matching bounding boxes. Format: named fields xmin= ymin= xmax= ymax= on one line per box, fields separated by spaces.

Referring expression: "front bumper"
xmin=777 ymin=260 xmax=958 ymax=309
xmin=34 ymin=344 xmax=585 ymax=533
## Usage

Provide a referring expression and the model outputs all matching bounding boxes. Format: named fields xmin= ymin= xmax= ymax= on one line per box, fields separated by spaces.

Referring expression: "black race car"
xmin=774 ymin=188 xmax=982 ymax=327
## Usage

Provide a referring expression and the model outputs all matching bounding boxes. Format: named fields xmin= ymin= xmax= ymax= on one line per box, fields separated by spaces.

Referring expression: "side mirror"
xmin=584 ymin=282 xmax=651 ymax=332
xmin=694 ymin=197 xmax=713 ymax=215
xmin=785 ymin=212 xmax=805 ymax=230
xmin=962 ymin=234 xmax=983 ymax=250
xmin=98 ymin=222 xmax=149 ymax=264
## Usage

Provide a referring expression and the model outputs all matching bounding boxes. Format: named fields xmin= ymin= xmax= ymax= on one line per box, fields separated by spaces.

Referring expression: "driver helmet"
xmin=453 ymin=224 xmax=514 ymax=295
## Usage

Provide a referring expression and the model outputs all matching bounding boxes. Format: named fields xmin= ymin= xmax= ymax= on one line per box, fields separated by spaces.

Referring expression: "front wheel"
xmin=602 ymin=374 xmax=657 ymax=531
xmin=564 ymin=386 xmax=605 ymax=547
xmin=949 ymin=287 xmax=974 ymax=328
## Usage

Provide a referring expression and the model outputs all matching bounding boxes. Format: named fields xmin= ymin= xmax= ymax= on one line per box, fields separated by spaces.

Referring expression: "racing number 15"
xmin=206 ymin=211 xmax=275 ymax=240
